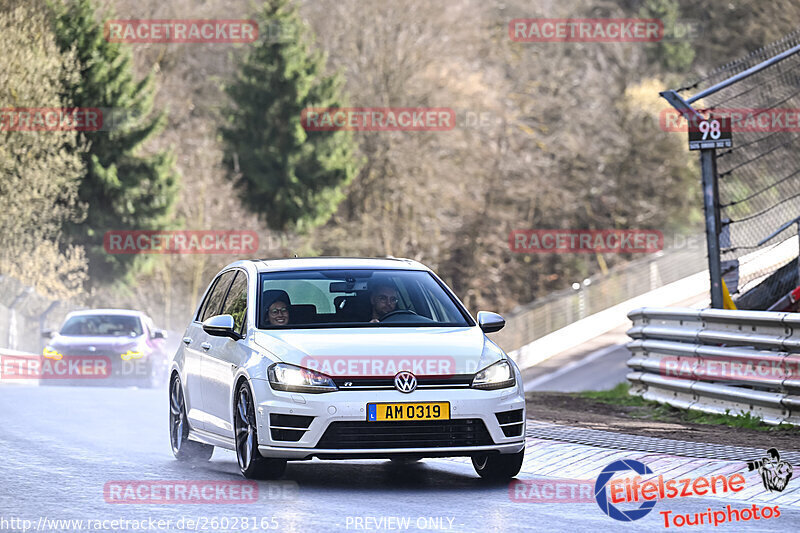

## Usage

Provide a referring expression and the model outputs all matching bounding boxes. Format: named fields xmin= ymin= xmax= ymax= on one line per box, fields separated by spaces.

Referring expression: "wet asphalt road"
xmin=525 ymin=343 xmax=631 ymax=392
xmin=1 ymin=384 xmax=798 ymax=533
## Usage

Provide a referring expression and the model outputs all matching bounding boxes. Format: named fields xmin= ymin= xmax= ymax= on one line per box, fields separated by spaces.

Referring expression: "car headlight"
xmin=43 ymin=346 xmax=63 ymax=360
xmin=472 ymin=359 xmax=515 ymax=390
xmin=268 ymin=363 xmax=338 ymax=393
xmin=120 ymin=350 xmax=144 ymax=361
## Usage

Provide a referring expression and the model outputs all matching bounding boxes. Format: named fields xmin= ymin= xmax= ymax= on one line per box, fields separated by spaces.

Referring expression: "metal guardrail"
xmin=626 ymin=307 xmax=800 ymax=425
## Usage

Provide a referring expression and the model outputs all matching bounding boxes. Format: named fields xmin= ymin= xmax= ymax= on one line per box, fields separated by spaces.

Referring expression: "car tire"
xmin=389 ymin=457 xmax=421 ymax=464
xmin=235 ymin=381 xmax=287 ymax=480
xmin=471 ymin=449 xmax=524 ymax=480
xmin=169 ymin=376 xmax=214 ymax=462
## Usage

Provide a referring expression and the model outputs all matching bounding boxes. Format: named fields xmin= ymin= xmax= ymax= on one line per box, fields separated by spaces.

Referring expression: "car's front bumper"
xmin=260 ymin=442 xmax=525 ymax=460
xmin=251 ymin=380 xmax=526 ymax=460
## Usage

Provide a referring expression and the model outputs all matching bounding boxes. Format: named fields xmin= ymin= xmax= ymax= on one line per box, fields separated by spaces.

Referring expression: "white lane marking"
xmin=523 ymin=343 xmax=625 ymax=390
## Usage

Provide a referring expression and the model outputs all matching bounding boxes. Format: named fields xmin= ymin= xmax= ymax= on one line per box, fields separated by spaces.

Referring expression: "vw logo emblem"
xmin=394 ymin=371 xmax=417 ymax=393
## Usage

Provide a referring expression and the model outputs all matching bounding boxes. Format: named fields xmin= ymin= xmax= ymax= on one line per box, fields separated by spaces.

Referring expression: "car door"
xmin=183 ymin=270 xmax=235 ymax=431
xmin=201 ymin=269 xmax=250 ymax=437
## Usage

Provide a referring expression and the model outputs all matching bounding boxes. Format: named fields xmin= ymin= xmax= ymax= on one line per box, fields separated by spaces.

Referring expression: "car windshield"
xmin=257 ymin=269 xmax=471 ymax=329
xmin=60 ymin=315 xmax=143 ymax=337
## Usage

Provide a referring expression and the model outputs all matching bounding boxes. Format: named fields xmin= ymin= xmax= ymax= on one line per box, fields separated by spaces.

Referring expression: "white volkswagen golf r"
xmin=169 ymin=257 xmax=526 ymax=480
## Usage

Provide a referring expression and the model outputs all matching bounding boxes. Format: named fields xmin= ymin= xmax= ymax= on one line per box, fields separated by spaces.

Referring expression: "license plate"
xmin=367 ymin=402 xmax=450 ymax=422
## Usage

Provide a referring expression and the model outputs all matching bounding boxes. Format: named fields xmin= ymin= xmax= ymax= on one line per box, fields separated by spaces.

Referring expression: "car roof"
xmin=231 ymin=257 xmax=430 ymax=273
xmin=65 ymin=309 xmax=146 ymax=318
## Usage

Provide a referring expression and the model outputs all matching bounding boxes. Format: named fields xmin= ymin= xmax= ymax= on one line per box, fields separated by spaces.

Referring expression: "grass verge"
xmin=579 ymin=382 xmax=800 ymax=433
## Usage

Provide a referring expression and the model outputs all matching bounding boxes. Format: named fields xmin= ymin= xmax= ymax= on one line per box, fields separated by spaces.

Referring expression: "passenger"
xmin=263 ymin=290 xmax=291 ymax=326
xmin=369 ymin=283 xmax=400 ymax=323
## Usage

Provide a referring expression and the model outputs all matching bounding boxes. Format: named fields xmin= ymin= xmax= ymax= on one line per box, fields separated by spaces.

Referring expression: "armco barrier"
xmin=0 ymin=348 xmax=41 ymax=386
xmin=626 ymin=307 xmax=800 ymax=425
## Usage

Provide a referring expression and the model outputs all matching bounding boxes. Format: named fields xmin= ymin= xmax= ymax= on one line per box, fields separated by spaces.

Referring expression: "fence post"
xmin=660 ymin=89 xmax=724 ymax=308
xmin=7 ymin=287 xmax=32 ymax=351
xmin=700 ymin=148 xmax=724 ymax=308
xmin=38 ymin=300 xmax=60 ymax=354
xmin=649 ymin=260 xmax=660 ymax=291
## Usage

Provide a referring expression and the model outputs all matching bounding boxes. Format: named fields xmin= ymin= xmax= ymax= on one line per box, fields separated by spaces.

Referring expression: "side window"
xmin=143 ymin=316 xmax=155 ymax=337
xmin=199 ymin=271 xmax=236 ymax=322
xmin=419 ymin=285 xmax=443 ymax=321
xmin=221 ymin=271 xmax=248 ymax=335
xmin=392 ymin=277 xmax=413 ymax=311
xmin=196 ymin=278 xmax=219 ymax=321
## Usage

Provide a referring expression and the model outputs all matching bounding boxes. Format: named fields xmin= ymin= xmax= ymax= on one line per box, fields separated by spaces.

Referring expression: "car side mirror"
xmin=202 ymin=315 xmax=241 ymax=340
xmin=41 ymin=329 xmax=55 ymax=339
xmin=152 ymin=329 xmax=167 ymax=340
xmin=477 ymin=311 xmax=505 ymax=333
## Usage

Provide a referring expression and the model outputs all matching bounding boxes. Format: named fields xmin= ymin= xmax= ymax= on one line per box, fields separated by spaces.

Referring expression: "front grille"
xmin=316 ymin=419 xmax=493 ymax=449
xmin=60 ymin=348 xmax=118 ymax=357
xmin=495 ymin=409 xmax=524 ymax=437
xmin=332 ymin=375 xmax=474 ymax=390
xmin=269 ymin=413 xmax=314 ymax=442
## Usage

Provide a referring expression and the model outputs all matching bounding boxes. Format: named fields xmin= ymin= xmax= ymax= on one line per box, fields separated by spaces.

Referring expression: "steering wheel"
xmin=379 ymin=309 xmax=419 ymax=321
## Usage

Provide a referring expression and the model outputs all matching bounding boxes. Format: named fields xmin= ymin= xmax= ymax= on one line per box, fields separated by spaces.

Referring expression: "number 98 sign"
xmin=688 ymin=115 xmax=732 ymax=150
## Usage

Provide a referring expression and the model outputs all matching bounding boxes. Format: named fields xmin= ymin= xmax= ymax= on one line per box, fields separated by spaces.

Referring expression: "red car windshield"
xmin=60 ymin=315 xmax=143 ymax=337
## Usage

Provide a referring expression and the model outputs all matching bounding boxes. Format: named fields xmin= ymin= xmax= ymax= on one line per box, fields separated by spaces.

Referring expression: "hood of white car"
xmin=48 ymin=334 xmax=144 ymax=354
xmin=252 ymin=326 xmax=503 ymax=377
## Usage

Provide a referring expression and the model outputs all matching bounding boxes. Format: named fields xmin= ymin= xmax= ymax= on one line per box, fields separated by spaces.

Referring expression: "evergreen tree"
xmin=49 ymin=0 xmax=179 ymax=283
xmin=221 ymin=0 xmax=361 ymax=231
xmin=640 ymin=0 xmax=696 ymax=72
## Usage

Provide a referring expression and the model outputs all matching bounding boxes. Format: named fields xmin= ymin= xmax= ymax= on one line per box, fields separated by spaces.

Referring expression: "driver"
xmin=369 ymin=282 xmax=399 ymax=323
